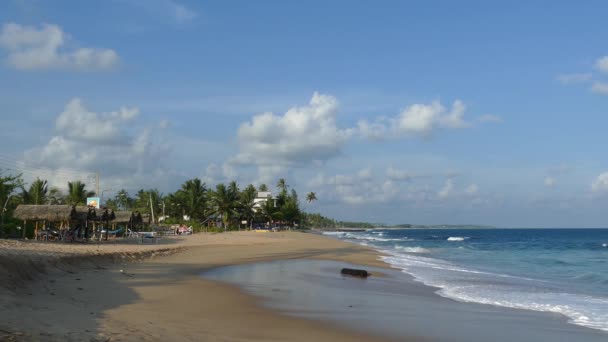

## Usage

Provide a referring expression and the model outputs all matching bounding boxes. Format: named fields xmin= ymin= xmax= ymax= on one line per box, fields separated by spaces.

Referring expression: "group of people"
xmin=174 ymin=224 xmax=193 ymax=235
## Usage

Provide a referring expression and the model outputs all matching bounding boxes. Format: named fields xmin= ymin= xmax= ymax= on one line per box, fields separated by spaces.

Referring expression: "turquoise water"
xmin=325 ymin=228 xmax=608 ymax=331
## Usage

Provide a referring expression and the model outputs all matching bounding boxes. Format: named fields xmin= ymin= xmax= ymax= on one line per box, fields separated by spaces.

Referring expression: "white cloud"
xmin=0 ymin=23 xmax=119 ymax=71
xmin=591 ymin=82 xmax=608 ymax=95
xmin=358 ymin=99 xmax=469 ymax=139
xmin=438 ymin=179 xmax=454 ymax=199
xmin=55 ymin=98 xmax=138 ymax=144
xmin=556 ymin=73 xmax=592 ymax=84
xmin=544 ymin=177 xmax=556 ymax=187
xmin=386 ymin=167 xmax=413 ymax=182
xmin=591 ymin=172 xmax=608 ymax=192
xmin=465 ymin=183 xmax=479 ymax=195
xmin=307 ymin=168 xmax=400 ymax=205
xmin=595 ymin=56 xmax=608 ymax=73
xmin=21 ymin=99 xmax=171 ymax=191
xmin=477 ymin=114 xmax=503 ymax=123
xmin=331 ymin=168 xmax=372 ymax=186
xmin=439 ymin=100 xmax=468 ymax=129
xmin=235 ymin=92 xmax=353 ymax=176
xmin=357 ymin=118 xmax=388 ymax=141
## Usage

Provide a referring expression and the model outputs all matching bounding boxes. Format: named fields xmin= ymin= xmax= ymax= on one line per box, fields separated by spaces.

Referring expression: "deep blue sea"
xmin=324 ymin=228 xmax=608 ymax=332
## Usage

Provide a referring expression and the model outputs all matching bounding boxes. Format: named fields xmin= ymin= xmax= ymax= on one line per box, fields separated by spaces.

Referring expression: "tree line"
xmin=0 ymin=170 xmax=329 ymax=236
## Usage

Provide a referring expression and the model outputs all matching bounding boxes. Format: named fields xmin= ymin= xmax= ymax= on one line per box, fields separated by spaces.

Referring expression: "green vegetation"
xmin=300 ymin=212 xmax=375 ymax=229
xmin=0 ymin=171 xmax=308 ymax=233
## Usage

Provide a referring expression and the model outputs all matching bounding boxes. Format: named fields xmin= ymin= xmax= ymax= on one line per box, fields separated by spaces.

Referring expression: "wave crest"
xmin=447 ymin=236 xmax=467 ymax=241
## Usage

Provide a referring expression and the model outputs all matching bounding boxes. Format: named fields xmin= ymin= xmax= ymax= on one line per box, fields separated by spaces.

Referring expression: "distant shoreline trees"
xmin=0 ymin=169 xmax=378 ymax=235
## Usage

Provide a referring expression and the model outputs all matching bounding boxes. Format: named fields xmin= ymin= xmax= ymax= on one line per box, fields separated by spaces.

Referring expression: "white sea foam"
xmin=322 ymin=231 xmax=346 ymax=236
xmin=380 ymin=252 xmax=608 ymax=332
xmin=394 ymin=246 xmax=430 ymax=253
xmin=447 ymin=236 xmax=467 ymax=241
xmin=330 ymin=230 xmax=608 ymax=332
xmin=345 ymin=235 xmax=408 ymax=242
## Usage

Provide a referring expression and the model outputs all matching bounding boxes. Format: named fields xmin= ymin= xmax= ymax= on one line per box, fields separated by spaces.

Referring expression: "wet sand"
xmin=204 ymin=258 xmax=608 ymax=342
xmin=0 ymin=232 xmax=410 ymax=341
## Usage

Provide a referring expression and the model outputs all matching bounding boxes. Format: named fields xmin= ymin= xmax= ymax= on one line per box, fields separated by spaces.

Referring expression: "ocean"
xmin=324 ymin=228 xmax=608 ymax=332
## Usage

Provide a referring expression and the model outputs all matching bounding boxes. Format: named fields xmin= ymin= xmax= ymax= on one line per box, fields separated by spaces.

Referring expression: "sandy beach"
xmin=0 ymin=232 xmax=407 ymax=342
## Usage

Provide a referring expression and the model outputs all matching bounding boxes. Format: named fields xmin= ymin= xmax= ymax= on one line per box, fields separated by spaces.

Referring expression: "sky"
xmin=1 ymin=0 xmax=608 ymax=227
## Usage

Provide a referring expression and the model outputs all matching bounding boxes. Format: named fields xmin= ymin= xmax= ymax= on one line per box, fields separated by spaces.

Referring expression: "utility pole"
xmin=95 ymin=171 xmax=100 ymax=197
xmin=162 ymin=201 xmax=165 ymax=221
xmin=149 ymin=194 xmax=155 ymax=224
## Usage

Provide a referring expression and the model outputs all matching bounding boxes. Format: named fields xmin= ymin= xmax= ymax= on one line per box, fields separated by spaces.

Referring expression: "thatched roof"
xmin=13 ymin=205 xmax=93 ymax=222
xmin=12 ymin=205 xmax=117 ymax=222
xmin=113 ymin=211 xmax=132 ymax=223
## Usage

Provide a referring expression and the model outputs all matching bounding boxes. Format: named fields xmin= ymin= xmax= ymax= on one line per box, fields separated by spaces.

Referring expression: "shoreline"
xmin=320 ymin=231 xmax=608 ymax=341
xmin=0 ymin=232 xmax=408 ymax=342
xmin=3 ymin=231 xmax=604 ymax=341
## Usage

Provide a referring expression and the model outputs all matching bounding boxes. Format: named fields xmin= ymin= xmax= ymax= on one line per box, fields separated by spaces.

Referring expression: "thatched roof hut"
xmin=13 ymin=205 xmax=94 ymax=222
xmin=113 ymin=211 xmax=133 ymax=223
xmin=13 ymin=204 xmax=120 ymax=222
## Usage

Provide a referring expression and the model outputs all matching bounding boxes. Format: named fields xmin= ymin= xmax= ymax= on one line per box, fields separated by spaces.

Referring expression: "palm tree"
xmin=176 ymin=178 xmax=207 ymax=221
xmin=259 ymin=197 xmax=278 ymax=224
xmin=306 ymin=192 xmax=317 ymax=203
xmin=238 ymin=184 xmax=258 ymax=228
xmin=276 ymin=178 xmax=288 ymax=194
xmin=241 ymin=184 xmax=257 ymax=201
xmin=66 ymin=181 xmax=94 ymax=205
xmin=115 ymin=189 xmax=131 ymax=210
xmin=258 ymin=183 xmax=268 ymax=192
xmin=210 ymin=183 xmax=238 ymax=230
xmin=279 ymin=189 xmax=301 ymax=229
xmin=134 ymin=189 xmax=163 ymax=222
xmin=21 ymin=178 xmax=48 ymax=205
xmin=228 ymin=181 xmax=240 ymax=198
xmin=47 ymin=187 xmax=64 ymax=205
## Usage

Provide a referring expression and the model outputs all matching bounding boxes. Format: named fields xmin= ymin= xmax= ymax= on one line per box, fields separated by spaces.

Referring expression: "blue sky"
xmin=1 ymin=0 xmax=608 ymax=227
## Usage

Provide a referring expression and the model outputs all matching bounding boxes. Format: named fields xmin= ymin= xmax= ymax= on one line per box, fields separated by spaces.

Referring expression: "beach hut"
xmin=12 ymin=205 xmax=95 ymax=240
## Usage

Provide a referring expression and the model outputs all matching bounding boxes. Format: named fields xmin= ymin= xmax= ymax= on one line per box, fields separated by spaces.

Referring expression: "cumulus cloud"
xmin=233 ymin=93 xmax=482 ymax=183
xmin=544 ymin=177 xmax=556 ymax=187
xmin=55 ymin=98 xmax=138 ymax=144
xmin=309 ymin=168 xmax=399 ymax=205
xmin=21 ymin=99 xmax=171 ymax=191
xmin=0 ymin=23 xmax=119 ymax=71
xmin=438 ymin=179 xmax=454 ymax=199
xmin=235 ymin=92 xmax=353 ymax=173
xmin=591 ymin=82 xmax=608 ymax=95
xmin=591 ymin=172 xmax=608 ymax=193
xmin=595 ymin=56 xmax=608 ymax=73
xmin=358 ymin=100 xmax=469 ymax=139
xmin=556 ymin=73 xmax=592 ymax=84
xmin=200 ymin=162 xmax=241 ymax=185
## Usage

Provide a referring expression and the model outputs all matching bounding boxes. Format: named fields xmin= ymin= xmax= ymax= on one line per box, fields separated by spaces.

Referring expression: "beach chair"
xmin=140 ymin=232 xmax=158 ymax=244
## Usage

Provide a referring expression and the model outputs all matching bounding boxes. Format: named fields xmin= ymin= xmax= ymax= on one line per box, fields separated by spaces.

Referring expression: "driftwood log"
xmin=340 ymin=268 xmax=369 ymax=278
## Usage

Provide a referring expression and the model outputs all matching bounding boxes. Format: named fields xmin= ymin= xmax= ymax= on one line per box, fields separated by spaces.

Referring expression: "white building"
xmin=253 ymin=191 xmax=273 ymax=212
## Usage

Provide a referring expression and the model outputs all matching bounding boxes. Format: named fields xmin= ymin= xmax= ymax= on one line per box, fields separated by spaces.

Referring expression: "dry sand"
xmin=0 ymin=232 xmax=413 ymax=342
